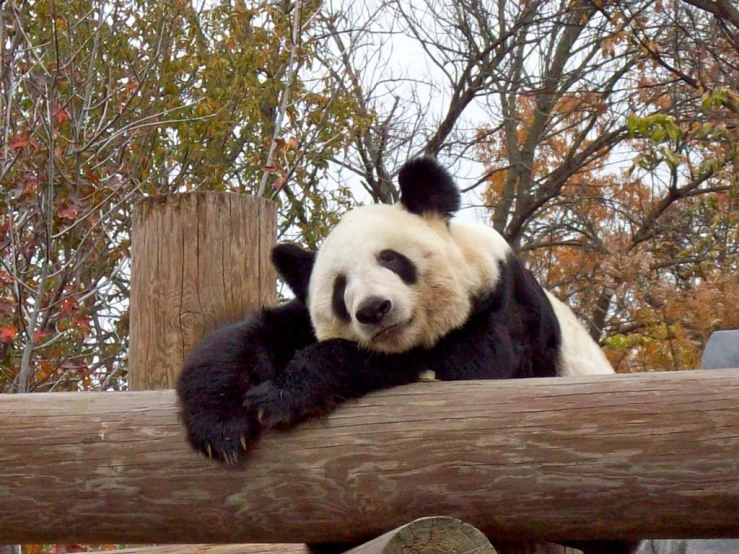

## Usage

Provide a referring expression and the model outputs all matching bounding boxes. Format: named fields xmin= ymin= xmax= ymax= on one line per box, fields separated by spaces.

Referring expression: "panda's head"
xmin=272 ymin=157 xmax=510 ymax=353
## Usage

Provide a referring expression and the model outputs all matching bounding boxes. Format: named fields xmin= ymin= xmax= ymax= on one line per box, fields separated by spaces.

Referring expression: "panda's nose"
xmin=355 ymin=296 xmax=392 ymax=325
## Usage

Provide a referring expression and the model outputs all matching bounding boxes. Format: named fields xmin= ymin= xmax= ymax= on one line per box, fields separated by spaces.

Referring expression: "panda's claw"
xmin=182 ymin=414 xmax=260 ymax=464
xmin=243 ymin=380 xmax=302 ymax=429
xmin=225 ymin=450 xmax=238 ymax=465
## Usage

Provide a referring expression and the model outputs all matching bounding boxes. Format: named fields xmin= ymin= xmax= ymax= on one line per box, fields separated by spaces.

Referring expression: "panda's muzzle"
xmin=355 ymin=296 xmax=393 ymax=326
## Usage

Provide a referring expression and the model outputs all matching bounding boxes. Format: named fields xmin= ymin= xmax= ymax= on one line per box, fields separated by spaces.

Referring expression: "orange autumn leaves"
xmin=477 ymin=89 xmax=738 ymax=373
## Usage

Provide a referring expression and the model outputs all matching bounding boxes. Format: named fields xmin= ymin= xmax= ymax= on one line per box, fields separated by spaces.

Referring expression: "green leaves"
xmin=627 ymin=113 xmax=682 ymax=143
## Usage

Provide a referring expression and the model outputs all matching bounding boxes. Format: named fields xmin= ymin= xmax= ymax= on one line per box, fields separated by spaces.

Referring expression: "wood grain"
xmin=346 ymin=516 xmax=495 ymax=553
xmin=129 ymin=193 xmax=277 ymax=390
xmin=1 ymin=369 xmax=738 ymax=545
xmin=87 ymin=546 xmax=306 ymax=554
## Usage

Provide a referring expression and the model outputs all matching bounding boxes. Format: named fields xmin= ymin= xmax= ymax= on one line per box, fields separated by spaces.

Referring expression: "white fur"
xmin=447 ymin=220 xmax=512 ymax=290
xmin=544 ymin=290 xmax=615 ymax=376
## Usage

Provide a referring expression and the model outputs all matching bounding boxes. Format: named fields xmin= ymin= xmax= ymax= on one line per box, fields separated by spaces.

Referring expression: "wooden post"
xmin=129 ymin=192 xmax=277 ymax=390
xmin=1 ymin=370 xmax=739 ymax=545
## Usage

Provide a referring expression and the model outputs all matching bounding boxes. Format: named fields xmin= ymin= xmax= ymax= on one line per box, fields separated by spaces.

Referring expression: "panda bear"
xmin=176 ymin=157 xmax=640 ymax=554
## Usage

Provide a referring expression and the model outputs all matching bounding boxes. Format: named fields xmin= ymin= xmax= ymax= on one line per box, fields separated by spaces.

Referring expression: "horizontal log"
xmin=83 ymin=518 xmax=495 ymax=554
xmin=88 ymin=546 xmax=306 ymax=554
xmin=1 ymin=369 xmax=739 ymax=545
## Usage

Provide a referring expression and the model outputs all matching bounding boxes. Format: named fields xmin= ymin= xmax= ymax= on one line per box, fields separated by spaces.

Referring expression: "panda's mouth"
xmin=372 ymin=317 xmax=414 ymax=340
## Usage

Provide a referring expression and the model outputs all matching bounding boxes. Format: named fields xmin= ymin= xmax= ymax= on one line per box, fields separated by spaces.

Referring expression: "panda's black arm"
xmin=242 ymin=301 xmax=541 ymax=430
xmin=175 ymin=299 xmax=316 ymax=463
xmin=243 ymin=339 xmax=424 ymax=429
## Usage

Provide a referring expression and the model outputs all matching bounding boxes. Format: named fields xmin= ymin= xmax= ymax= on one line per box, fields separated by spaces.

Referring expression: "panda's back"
xmin=544 ymin=290 xmax=615 ymax=376
xmin=425 ymin=250 xmax=614 ymax=382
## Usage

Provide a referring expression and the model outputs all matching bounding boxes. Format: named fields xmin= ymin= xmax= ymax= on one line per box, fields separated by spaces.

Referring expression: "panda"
xmin=176 ymin=157 xmax=640 ymax=554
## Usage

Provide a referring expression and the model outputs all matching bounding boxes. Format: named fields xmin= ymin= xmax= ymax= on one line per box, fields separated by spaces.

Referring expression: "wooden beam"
xmin=86 ymin=517 xmax=496 ymax=554
xmin=1 ymin=369 xmax=739 ymax=545
xmin=88 ymin=546 xmax=306 ymax=554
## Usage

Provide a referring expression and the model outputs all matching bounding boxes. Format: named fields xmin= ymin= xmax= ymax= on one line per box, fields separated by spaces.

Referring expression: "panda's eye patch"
xmin=332 ymin=274 xmax=351 ymax=322
xmin=377 ymin=249 xmax=417 ymax=285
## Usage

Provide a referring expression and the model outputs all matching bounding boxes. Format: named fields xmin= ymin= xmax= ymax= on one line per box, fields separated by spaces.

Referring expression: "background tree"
xmin=321 ymin=0 xmax=738 ymax=372
xmin=0 ymin=0 xmax=367 ymax=394
xmin=1 ymin=0 xmax=736 ymax=406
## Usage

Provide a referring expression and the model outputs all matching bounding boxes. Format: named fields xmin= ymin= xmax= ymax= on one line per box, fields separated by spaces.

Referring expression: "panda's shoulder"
xmin=470 ymin=251 xmax=553 ymax=317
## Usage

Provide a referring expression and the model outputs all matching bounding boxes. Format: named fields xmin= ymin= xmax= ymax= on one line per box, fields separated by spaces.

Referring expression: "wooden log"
xmin=346 ymin=516 xmax=495 ymax=553
xmin=1 ymin=369 xmax=739 ymax=545
xmin=88 ymin=517 xmax=495 ymax=554
xmin=87 ymin=546 xmax=306 ymax=554
xmin=129 ymin=193 xmax=277 ymax=390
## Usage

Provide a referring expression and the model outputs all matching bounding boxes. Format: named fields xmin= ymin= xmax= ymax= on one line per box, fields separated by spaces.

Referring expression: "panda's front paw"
xmin=243 ymin=374 xmax=338 ymax=430
xmin=243 ymin=381 xmax=307 ymax=429
xmin=181 ymin=412 xmax=260 ymax=465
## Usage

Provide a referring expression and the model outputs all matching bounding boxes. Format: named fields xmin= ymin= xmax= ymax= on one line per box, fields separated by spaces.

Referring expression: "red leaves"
xmin=9 ymin=134 xmax=39 ymax=150
xmin=57 ymin=202 xmax=79 ymax=220
xmin=57 ymin=196 xmax=82 ymax=221
xmin=0 ymin=326 xmax=17 ymax=343
xmin=59 ymin=298 xmax=91 ymax=337
xmin=262 ymin=136 xmax=300 ymax=191
xmin=273 ymin=136 xmax=299 ymax=151
xmin=53 ymin=104 xmax=70 ymax=125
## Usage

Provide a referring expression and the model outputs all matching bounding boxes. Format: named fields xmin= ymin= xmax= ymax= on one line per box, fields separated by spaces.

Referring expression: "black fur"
xmin=426 ymin=254 xmax=560 ymax=381
xmin=398 ymin=156 xmax=460 ymax=219
xmin=331 ymin=275 xmax=351 ymax=322
xmin=271 ymin=243 xmax=315 ymax=302
xmin=177 ymin=299 xmax=315 ymax=463
xmin=377 ymin=249 xmax=417 ymax=284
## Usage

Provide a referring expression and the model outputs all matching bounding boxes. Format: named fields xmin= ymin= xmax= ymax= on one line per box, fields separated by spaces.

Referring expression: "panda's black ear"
xmin=271 ymin=243 xmax=315 ymax=303
xmin=398 ymin=156 xmax=461 ymax=220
